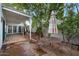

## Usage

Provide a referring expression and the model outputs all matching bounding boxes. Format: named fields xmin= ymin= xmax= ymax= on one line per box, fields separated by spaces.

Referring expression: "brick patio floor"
xmin=3 ymin=34 xmax=28 ymax=45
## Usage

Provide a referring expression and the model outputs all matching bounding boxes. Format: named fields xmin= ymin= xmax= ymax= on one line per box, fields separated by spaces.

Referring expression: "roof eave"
xmin=2 ymin=7 xmax=31 ymax=18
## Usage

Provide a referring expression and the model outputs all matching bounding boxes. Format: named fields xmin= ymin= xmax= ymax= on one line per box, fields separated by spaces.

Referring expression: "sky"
xmin=64 ymin=3 xmax=79 ymax=16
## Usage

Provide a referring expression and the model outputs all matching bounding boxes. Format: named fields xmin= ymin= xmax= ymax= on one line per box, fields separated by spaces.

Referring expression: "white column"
xmin=29 ymin=17 xmax=32 ymax=39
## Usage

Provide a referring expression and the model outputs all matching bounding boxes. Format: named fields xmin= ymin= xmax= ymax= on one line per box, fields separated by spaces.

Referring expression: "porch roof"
xmin=2 ymin=7 xmax=31 ymax=24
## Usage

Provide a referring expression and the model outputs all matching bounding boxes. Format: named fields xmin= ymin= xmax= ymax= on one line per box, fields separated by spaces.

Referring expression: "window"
xmin=8 ymin=26 xmax=12 ymax=33
xmin=13 ymin=26 xmax=17 ymax=33
xmin=7 ymin=25 xmax=23 ymax=34
xmin=18 ymin=26 xmax=21 ymax=33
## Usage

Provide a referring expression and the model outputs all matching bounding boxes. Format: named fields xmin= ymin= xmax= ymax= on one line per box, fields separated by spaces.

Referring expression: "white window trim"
xmin=7 ymin=24 xmax=24 ymax=34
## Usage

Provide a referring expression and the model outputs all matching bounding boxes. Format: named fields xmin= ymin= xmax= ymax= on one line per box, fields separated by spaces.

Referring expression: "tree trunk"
xmin=61 ymin=28 xmax=65 ymax=41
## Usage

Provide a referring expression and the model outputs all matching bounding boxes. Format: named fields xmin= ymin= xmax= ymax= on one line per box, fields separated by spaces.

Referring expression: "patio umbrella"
xmin=48 ymin=11 xmax=58 ymax=34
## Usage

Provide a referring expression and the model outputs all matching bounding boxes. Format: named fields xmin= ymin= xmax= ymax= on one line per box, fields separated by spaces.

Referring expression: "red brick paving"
xmin=4 ymin=35 xmax=27 ymax=45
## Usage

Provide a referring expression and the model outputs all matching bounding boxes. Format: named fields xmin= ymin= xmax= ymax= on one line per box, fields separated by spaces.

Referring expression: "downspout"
xmin=0 ymin=3 xmax=3 ymax=49
xmin=29 ymin=17 xmax=32 ymax=39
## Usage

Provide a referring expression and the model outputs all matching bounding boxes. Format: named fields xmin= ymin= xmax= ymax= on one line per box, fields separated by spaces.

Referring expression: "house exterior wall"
xmin=0 ymin=4 xmax=3 ymax=49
